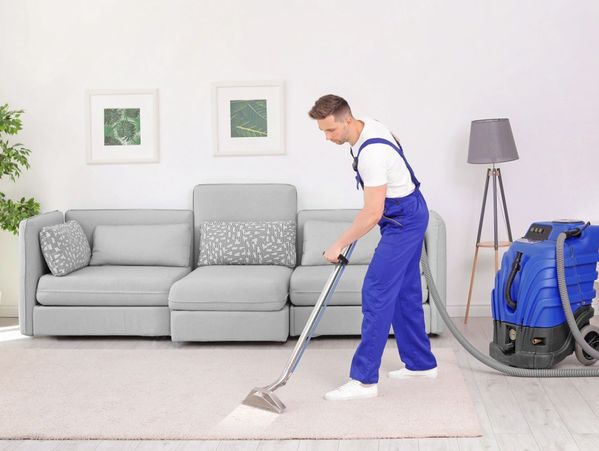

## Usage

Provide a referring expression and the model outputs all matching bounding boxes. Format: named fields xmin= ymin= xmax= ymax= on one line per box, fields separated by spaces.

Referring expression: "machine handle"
xmin=337 ymin=254 xmax=349 ymax=265
xmin=504 ymin=252 xmax=522 ymax=310
xmin=565 ymin=221 xmax=590 ymax=238
xmin=321 ymin=252 xmax=350 ymax=265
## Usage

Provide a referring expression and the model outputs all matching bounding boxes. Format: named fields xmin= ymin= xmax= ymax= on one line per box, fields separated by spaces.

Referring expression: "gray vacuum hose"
xmin=419 ymin=231 xmax=599 ymax=377
xmin=556 ymin=232 xmax=599 ymax=361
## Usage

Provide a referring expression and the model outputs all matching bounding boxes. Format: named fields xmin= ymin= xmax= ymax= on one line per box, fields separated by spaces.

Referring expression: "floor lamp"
xmin=464 ymin=118 xmax=519 ymax=324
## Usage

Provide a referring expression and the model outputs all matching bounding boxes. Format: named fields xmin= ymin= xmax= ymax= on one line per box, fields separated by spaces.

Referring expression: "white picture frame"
xmin=86 ymin=89 xmax=159 ymax=164
xmin=212 ymin=81 xmax=285 ymax=156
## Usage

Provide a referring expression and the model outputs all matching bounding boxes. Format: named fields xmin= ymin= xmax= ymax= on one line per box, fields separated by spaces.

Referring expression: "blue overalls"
xmin=349 ymin=137 xmax=437 ymax=384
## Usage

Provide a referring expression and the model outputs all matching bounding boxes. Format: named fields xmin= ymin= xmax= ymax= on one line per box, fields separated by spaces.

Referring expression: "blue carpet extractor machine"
xmin=244 ymin=220 xmax=599 ymax=414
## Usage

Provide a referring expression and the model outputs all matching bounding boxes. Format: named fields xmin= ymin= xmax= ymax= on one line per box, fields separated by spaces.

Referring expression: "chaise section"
xmin=169 ymin=183 xmax=297 ymax=342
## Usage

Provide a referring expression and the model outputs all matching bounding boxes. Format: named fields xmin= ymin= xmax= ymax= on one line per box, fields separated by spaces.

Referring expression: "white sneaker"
xmin=388 ymin=367 xmax=438 ymax=379
xmin=324 ymin=379 xmax=378 ymax=401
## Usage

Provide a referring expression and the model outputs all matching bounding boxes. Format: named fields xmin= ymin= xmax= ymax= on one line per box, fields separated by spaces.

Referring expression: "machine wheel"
xmin=575 ymin=324 xmax=599 ymax=366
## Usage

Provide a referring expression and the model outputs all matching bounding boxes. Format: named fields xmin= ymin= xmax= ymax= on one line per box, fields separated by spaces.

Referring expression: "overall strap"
xmin=351 ymin=137 xmax=421 ymax=190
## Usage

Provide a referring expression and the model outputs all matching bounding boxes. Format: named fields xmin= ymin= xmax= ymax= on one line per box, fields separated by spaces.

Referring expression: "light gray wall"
xmin=1 ymin=0 xmax=598 ymax=317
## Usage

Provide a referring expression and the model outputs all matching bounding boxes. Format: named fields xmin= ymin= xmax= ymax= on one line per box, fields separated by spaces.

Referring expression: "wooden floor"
xmin=1 ymin=316 xmax=599 ymax=451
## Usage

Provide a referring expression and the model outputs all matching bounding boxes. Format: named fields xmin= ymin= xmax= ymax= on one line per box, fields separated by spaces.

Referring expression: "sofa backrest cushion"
xmin=193 ymin=184 xmax=297 ymax=267
xmin=301 ymin=219 xmax=380 ymax=265
xmin=89 ymin=223 xmax=192 ymax=267
xmin=198 ymin=220 xmax=296 ymax=267
xmin=297 ymin=209 xmax=361 ymax=261
xmin=65 ymin=209 xmax=194 ymax=267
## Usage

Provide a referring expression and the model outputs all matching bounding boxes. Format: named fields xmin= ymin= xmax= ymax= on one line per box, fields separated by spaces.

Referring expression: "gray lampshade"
xmin=467 ymin=118 xmax=519 ymax=164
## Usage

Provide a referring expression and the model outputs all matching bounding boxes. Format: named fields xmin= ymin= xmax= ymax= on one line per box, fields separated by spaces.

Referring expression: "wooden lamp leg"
xmin=465 ymin=169 xmax=491 ymax=324
xmin=465 ymin=245 xmax=480 ymax=324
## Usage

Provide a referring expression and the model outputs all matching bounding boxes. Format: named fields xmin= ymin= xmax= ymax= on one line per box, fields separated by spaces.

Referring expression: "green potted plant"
xmin=0 ymin=103 xmax=41 ymax=304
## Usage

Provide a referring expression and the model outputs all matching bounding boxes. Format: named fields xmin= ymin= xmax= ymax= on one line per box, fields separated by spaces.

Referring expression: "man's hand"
xmin=323 ymin=243 xmax=343 ymax=264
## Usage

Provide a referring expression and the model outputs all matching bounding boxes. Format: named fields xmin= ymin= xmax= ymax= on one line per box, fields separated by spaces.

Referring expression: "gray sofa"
xmin=18 ymin=183 xmax=446 ymax=341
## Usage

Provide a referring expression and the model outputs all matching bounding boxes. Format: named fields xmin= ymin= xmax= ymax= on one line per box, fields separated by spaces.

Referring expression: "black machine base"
xmin=490 ymin=306 xmax=594 ymax=369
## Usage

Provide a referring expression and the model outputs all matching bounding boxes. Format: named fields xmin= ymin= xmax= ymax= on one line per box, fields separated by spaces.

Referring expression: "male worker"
xmin=308 ymin=94 xmax=438 ymax=401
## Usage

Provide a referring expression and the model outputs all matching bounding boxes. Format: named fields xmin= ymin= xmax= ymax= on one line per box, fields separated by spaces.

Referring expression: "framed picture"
xmin=86 ymin=89 xmax=159 ymax=164
xmin=212 ymin=81 xmax=285 ymax=156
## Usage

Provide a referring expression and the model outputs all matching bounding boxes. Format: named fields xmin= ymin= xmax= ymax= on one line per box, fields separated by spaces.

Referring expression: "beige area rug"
xmin=0 ymin=343 xmax=481 ymax=440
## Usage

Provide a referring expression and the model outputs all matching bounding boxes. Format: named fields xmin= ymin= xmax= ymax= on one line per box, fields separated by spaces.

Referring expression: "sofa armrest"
xmin=424 ymin=210 xmax=447 ymax=334
xmin=18 ymin=210 xmax=64 ymax=335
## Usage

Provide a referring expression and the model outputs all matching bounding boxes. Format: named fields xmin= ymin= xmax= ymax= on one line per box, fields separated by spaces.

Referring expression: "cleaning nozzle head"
xmin=242 ymin=386 xmax=286 ymax=414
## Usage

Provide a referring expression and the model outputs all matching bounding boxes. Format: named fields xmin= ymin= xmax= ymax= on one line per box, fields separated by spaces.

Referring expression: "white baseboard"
xmin=0 ymin=305 xmax=18 ymax=318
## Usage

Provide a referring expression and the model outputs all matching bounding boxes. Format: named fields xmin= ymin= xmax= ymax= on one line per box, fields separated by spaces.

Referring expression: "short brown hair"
xmin=308 ymin=94 xmax=352 ymax=120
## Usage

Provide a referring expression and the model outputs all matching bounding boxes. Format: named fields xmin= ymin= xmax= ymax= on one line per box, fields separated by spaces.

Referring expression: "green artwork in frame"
xmin=104 ymin=108 xmax=141 ymax=146
xmin=230 ymin=99 xmax=268 ymax=138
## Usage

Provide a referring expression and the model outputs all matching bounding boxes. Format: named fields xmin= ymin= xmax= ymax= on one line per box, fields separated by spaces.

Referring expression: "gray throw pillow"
xmin=198 ymin=220 xmax=296 ymax=267
xmin=39 ymin=220 xmax=91 ymax=276
xmin=301 ymin=220 xmax=380 ymax=265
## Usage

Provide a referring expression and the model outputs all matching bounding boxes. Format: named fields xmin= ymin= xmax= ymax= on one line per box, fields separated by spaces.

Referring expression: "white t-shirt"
xmin=351 ymin=117 xmax=416 ymax=198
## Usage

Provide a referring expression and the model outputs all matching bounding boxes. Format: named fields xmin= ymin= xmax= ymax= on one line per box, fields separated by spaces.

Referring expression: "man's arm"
xmin=323 ymin=184 xmax=387 ymax=262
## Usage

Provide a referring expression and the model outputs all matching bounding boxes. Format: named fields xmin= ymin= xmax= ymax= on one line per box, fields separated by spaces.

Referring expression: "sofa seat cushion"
xmin=290 ymin=264 xmax=428 ymax=306
xmin=36 ymin=266 xmax=191 ymax=306
xmin=168 ymin=265 xmax=292 ymax=311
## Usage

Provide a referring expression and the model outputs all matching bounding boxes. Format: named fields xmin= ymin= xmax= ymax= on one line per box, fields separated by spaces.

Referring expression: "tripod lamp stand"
xmin=464 ymin=118 xmax=519 ymax=324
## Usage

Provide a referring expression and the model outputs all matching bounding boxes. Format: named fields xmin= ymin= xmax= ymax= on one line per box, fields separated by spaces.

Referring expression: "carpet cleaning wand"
xmin=242 ymin=242 xmax=358 ymax=414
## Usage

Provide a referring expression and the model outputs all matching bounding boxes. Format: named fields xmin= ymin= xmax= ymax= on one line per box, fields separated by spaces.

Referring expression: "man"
xmin=308 ymin=94 xmax=438 ymax=401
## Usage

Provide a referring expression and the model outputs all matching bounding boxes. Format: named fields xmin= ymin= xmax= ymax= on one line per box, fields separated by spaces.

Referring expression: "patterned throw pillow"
xmin=39 ymin=220 xmax=91 ymax=276
xmin=198 ymin=220 xmax=296 ymax=267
